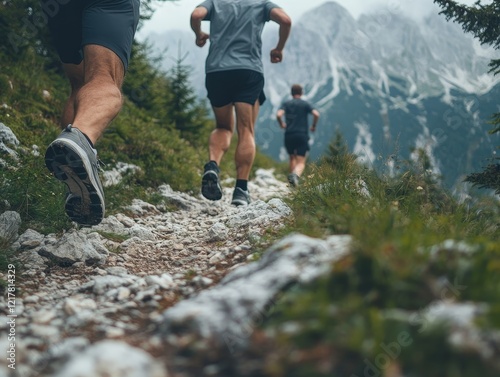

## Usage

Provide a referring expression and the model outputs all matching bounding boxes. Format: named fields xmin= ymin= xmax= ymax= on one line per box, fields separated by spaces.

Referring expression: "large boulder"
xmin=52 ymin=340 xmax=168 ymax=377
xmin=38 ymin=230 xmax=108 ymax=266
xmin=159 ymin=233 xmax=352 ymax=350
xmin=0 ymin=211 xmax=21 ymax=242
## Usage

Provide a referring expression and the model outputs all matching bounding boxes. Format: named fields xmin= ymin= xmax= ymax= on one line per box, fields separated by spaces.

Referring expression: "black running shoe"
xmin=45 ymin=125 xmax=105 ymax=226
xmin=201 ymin=161 xmax=223 ymax=200
xmin=231 ymin=187 xmax=250 ymax=206
xmin=288 ymin=173 xmax=299 ymax=187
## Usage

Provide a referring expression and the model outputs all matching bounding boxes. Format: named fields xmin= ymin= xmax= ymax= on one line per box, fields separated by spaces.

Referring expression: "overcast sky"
xmin=137 ymin=0 xmax=487 ymax=38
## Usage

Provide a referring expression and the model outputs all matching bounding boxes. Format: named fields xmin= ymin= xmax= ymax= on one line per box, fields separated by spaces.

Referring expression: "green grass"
xmin=252 ymin=153 xmax=500 ymax=377
xmin=1 ymin=151 xmax=72 ymax=234
xmin=96 ymin=231 xmax=130 ymax=243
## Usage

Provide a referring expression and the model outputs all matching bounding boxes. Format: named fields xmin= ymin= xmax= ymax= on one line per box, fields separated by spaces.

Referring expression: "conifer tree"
xmin=168 ymin=55 xmax=202 ymax=137
xmin=324 ymin=129 xmax=357 ymax=171
xmin=434 ymin=0 xmax=500 ymax=194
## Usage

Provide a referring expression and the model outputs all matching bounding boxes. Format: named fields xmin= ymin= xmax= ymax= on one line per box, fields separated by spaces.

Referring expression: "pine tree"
xmin=163 ymin=45 xmax=213 ymax=144
xmin=434 ymin=0 xmax=500 ymax=194
xmin=123 ymin=43 xmax=212 ymax=146
xmin=122 ymin=42 xmax=175 ymax=125
xmin=324 ymin=129 xmax=357 ymax=171
xmin=434 ymin=0 xmax=500 ymax=73
xmin=0 ymin=0 xmax=57 ymax=64
xmin=167 ymin=55 xmax=203 ymax=138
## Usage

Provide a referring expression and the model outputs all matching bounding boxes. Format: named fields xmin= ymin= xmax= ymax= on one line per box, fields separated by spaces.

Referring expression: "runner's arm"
xmin=310 ymin=109 xmax=320 ymax=132
xmin=276 ymin=109 xmax=286 ymax=129
xmin=270 ymin=8 xmax=292 ymax=63
xmin=190 ymin=7 xmax=210 ymax=47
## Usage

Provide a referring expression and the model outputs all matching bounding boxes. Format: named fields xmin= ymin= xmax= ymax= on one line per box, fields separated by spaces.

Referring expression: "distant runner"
xmin=276 ymin=84 xmax=320 ymax=187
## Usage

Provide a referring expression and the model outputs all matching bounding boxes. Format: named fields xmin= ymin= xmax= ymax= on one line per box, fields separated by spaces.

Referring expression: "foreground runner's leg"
xmin=45 ymin=125 xmax=105 ymax=226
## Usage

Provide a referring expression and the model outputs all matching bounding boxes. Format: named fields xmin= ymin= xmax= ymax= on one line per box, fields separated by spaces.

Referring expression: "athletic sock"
xmin=236 ymin=179 xmax=248 ymax=191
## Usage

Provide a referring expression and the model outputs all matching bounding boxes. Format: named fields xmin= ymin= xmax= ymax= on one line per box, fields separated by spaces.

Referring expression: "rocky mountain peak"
xmin=298 ymin=1 xmax=357 ymax=36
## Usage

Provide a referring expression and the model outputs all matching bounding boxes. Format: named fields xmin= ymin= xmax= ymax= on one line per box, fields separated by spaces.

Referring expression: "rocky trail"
xmin=0 ymin=169 xmax=352 ymax=377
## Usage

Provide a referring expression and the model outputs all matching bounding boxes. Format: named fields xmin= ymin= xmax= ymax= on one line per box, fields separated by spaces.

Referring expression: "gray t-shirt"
xmin=198 ymin=0 xmax=279 ymax=74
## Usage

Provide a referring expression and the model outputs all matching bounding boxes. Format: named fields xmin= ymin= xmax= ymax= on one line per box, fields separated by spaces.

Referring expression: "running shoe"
xmin=231 ymin=187 xmax=250 ymax=206
xmin=201 ymin=161 xmax=223 ymax=200
xmin=45 ymin=125 xmax=105 ymax=226
xmin=288 ymin=173 xmax=300 ymax=187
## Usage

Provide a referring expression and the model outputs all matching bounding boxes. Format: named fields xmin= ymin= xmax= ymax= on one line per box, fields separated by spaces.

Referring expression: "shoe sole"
xmin=231 ymin=188 xmax=250 ymax=206
xmin=201 ymin=170 xmax=222 ymax=200
xmin=45 ymin=139 xmax=104 ymax=226
xmin=231 ymin=198 xmax=249 ymax=206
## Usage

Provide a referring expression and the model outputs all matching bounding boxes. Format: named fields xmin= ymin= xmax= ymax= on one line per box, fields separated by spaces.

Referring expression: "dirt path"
xmin=0 ymin=169 xmax=292 ymax=377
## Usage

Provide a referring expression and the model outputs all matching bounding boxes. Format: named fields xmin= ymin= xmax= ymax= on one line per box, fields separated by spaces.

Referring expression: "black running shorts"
xmin=42 ymin=0 xmax=140 ymax=69
xmin=285 ymin=133 xmax=309 ymax=156
xmin=205 ymin=69 xmax=266 ymax=107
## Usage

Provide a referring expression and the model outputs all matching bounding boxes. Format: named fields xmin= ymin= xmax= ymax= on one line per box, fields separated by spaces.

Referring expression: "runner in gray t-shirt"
xmin=191 ymin=0 xmax=291 ymax=206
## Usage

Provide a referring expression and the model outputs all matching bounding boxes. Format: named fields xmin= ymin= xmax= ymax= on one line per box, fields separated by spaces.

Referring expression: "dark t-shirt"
xmin=280 ymin=98 xmax=314 ymax=135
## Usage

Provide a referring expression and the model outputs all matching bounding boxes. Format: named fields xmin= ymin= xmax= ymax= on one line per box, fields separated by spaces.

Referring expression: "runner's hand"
xmin=196 ymin=32 xmax=209 ymax=47
xmin=270 ymin=49 xmax=283 ymax=63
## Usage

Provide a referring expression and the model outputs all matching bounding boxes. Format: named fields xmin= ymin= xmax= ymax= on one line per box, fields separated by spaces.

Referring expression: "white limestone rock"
xmin=38 ymin=230 xmax=108 ymax=266
xmin=160 ymin=234 xmax=351 ymax=349
xmin=0 ymin=211 xmax=21 ymax=242
xmin=52 ymin=340 xmax=168 ymax=377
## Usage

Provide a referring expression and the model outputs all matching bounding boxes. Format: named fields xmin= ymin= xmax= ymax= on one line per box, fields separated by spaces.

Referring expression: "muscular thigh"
xmin=82 ymin=45 xmax=125 ymax=87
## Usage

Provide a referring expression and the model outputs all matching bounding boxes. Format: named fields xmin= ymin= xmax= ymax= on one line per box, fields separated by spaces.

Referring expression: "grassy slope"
xmin=250 ymin=153 xmax=500 ymax=376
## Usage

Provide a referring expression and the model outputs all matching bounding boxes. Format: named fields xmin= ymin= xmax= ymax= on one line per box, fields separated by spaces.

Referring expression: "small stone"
xmin=95 ymin=267 xmax=107 ymax=276
xmin=209 ymin=252 xmax=224 ymax=265
xmin=116 ymin=287 xmax=131 ymax=301
xmin=106 ymin=266 xmax=129 ymax=276
xmin=105 ymin=327 xmax=125 ymax=338
xmin=33 ymin=309 xmax=57 ymax=324
xmin=64 ymin=297 xmax=98 ymax=315
xmin=23 ymin=295 xmax=39 ymax=304
xmin=192 ymin=276 xmax=213 ymax=287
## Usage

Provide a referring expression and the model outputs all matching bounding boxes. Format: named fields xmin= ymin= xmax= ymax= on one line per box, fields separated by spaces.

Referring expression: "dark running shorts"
xmin=205 ymin=69 xmax=266 ymax=107
xmin=285 ymin=133 xmax=309 ymax=156
xmin=42 ymin=0 xmax=140 ymax=70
